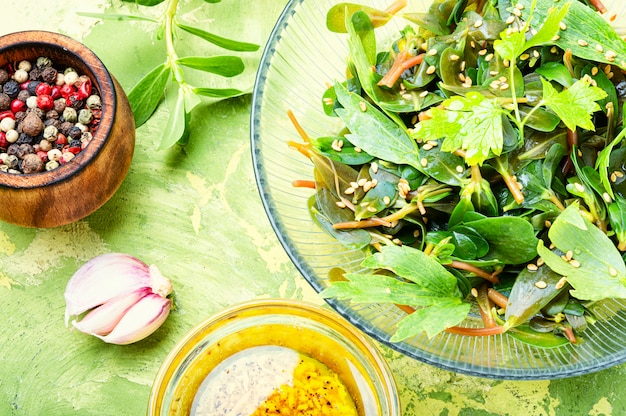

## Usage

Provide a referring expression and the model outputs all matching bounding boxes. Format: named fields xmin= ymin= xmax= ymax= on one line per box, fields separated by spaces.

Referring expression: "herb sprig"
xmin=80 ymin=0 xmax=259 ymax=149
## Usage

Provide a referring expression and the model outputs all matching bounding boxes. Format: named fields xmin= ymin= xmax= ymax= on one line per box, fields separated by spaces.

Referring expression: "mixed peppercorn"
xmin=0 ymin=56 xmax=102 ymax=174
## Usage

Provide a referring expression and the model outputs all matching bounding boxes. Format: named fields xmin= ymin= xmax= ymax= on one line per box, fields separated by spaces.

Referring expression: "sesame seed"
xmin=515 ymin=2 xmax=524 ymax=9
xmin=605 ymin=51 xmax=617 ymax=61
xmin=609 ymin=267 xmax=618 ymax=277
xmin=503 ymin=59 xmax=510 ymax=67
xmin=456 ymin=165 xmax=464 ymax=173
xmin=367 ymin=206 xmax=378 ymax=213
xmin=520 ymin=53 xmax=530 ymax=61
xmin=392 ymin=238 xmax=402 ymax=245
xmin=499 ymin=83 xmax=510 ymax=91
xmin=463 ymin=78 xmax=473 ymax=87
xmin=426 ymin=65 xmax=437 ymax=75
xmin=370 ymin=178 xmax=378 ymax=187
xmin=533 ymin=50 xmax=540 ymax=58
xmin=550 ymin=46 xmax=558 ymax=54
xmin=611 ymin=172 xmax=618 ymax=182
xmin=474 ymin=19 xmax=483 ymax=28
xmin=545 ymin=220 xmax=552 ymax=228
xmin=552 ymin=35 xmax=560 ymax=41
xmin=578 ymin=39 xmax=588 ymax=47
xmin=596 ymin=44 xmax=604 ymax=52
xmin=536 ymin=257 xmax=545 ymax=267
xmin=359 ymin=101 xmax=367 ymax=111
xmin=420 ymin=158 xmax=428 ymax=167
xmin=363 ymin=181 xmax=372 ymax=192
xmin=344 ymin=187 xmax=355 ymax=195
xmin=419 ymin=91 xmax=429 ymax=98
xmin=383 ymin=196 xmax=391 ymax=205
xmin=402 ymin=93 xmax=412 ymax=100
xmin=527 ymin=263 xmax=538 ymax=271
xmin=534 ymin=280 xmax=547 ymax=289
xmin=323 ymin=97 xmax=334 ymax=105
xmin=512 ymin=7 xmax=522 ymax=17
xmin=603 ymin=192 xmax=612 ymax=203
xmin=427 ymin=140 xmax=438 ymax=147
xmin=358 ymin=178 xmax=367 ymax=187
xmin=350 ymin=181 xmax=359 ymax=189
xmin=331 ymin=139 xmax=343 ymax=152
xmin=354 ymin=147 xmax=362 ymax=153
xmin=371 ymin=162 xmax=378 ymax=174
xmin=565 ymin=250 xmax=573 ymax=261
xmin=360 ymin=201 xmax=369 ymax=207
xmin=569 ymin=259 xmax=581 ymax=268
xmin=591 ymin=67 xmax=599 ymax=76
xmin=335 ymin=201 xmax=346 ymax=208
xmin=559 ymin=21 xmax=567 ymax=31
xmin=555 ymin=277 xmax=567 ymax=289
xmin=422 ymin=143 xmax=433 ymax=151
xmin=470 ymin=40 xmax=476 ymax=48
xmin=505 ymin=15 xmax=516 ymax=25
xmin=485 ymin=53 xmax=494 ymax=62
xmin=413 ymin=229 xmax=420 ymax=238
xmin=450 ymin=54 xmax=460 ymax=61
xmin=428 ymin=48 xmax=438 ymax=56
xmin=459 ymin=73 xmax=467 ymax=82
xmin=478 ymin=49 xmax=488 ymax=56
xmin=489 ymin=70 xmax=499 ymax=76
xmin=471 ymin=288 xmax=478 ymax=297
xmin=460 ymin=61 xmax=466 ymax=71
xmin=616 ymin=171 xmax=624 ymax=178
xmin=574 ymin=182 xmax=585 ymax=192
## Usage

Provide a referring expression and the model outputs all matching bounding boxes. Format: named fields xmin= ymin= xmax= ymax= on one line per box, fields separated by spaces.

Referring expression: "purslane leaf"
xmin=334 ymin=82 xmax=421 ymax=170
xmin=176 ymin=23 xmax=259 ymax=52
xmin=158 ymin=86 xmax=187 ymax=150
xmin=326 ymin=3 xmax=393 ymax=33
xmin=537 ymin=204 xmax=626 ymax=301
xmin=192 ymin=87 xmax=244 ymax=98
xmin=77 ymin=12 xmax=159 ymax=23
xmin=128 ymin=63 xmax=172 ymax=128
xmin=176 ymin=56 xmax=244 ymax=77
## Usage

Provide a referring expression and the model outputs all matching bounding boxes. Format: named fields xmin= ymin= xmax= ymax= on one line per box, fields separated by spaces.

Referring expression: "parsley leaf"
xmin=537 ymin=204 xmax=626 ymax=301
xmin=541 ymin=77 xmax=608 ymax=131
xmin=320 ymin=245 xmax=470 ymax=340
xmin=414 ymin=92 xmax=504 ymax=166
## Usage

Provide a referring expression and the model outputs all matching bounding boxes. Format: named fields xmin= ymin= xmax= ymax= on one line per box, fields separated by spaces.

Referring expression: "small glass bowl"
xmin=148 ymin=299 xmax=400 ymax=415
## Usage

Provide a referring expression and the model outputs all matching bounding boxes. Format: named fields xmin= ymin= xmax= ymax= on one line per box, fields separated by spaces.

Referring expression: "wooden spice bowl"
xmin=0 ymin=30 xmax=135 ymax=228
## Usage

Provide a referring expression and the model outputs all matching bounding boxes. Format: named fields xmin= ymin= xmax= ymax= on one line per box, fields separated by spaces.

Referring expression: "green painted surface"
xmin=0 ymin=1 xmax=625 ymax=415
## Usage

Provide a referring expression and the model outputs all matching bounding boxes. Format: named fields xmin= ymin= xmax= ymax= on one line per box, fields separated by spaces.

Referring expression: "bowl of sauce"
xmin=148 ymin=299 xmax=400 ymax=415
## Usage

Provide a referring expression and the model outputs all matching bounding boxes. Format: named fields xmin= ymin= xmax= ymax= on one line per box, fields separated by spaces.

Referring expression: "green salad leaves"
xmin=291 ymin=0 xmax=626 ymax=346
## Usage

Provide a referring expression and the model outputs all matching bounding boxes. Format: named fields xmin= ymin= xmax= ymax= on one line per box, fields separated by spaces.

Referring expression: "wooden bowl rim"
xmin=0 ymin=30 xmax=116 ymax=189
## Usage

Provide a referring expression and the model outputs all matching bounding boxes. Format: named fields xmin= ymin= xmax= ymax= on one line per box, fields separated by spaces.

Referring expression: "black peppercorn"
xmin=28 ymin=67 xmax=42 ymax=81
xmin=45 ymin=111 xmax=59 ymax=121
xmin=18 ymin=143 xmax=34 ymax=157
xmin=68 ymin=126 xmax=83 ymax=140
xmin=69 ymin=139 xmax=82 ymax=148
xmin=59 ymin=121 xmax=73 ymax=135
xmin=21 ymin=153 xmax=44 ymax=174
xmin=3 ymin=80 xmax=19 ymax=98
xmin=17 ymin=90 xmax=31 ymax=103
xmin=27 ymin=80 xmax=41 ymax=95
xmin=16 ymin=133 xmax=35 ymax=146
xmin=67 ymin=95 xmax=84 ymax=110
xmin=41 ymin=67 xmax=58 ymax=84
xmin=0 ymin=93 xmax=10 ymax=110
xmin=6 ymin=144 xmax=20 ymax=156
xmin=0 ymin=69 xmax=9 ymax=84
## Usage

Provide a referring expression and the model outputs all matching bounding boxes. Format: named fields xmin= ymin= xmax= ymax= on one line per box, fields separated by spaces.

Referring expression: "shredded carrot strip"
xmin=445 ymin=325 xmax=507 ymax=336
xmin=384 ymin=0 xmax=407 ymax=15
xmin=292 ymin=180 xmax=316 ymax=189
xmin=287 ymin=110 xmax=310 ymax=143
xmin=377 ymin=51 xmax=425 ymax=88
xmin=477 ymin=284 xmax=496 ymax=328
xmin=589 ymin=0 xmax=607 ymax=14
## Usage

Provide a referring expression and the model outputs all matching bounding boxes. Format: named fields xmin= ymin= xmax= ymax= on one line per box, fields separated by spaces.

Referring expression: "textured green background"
xmin=0 ymin=1 xmax=624 ymax=415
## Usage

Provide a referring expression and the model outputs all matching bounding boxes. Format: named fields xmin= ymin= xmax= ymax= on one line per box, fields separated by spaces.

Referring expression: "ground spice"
xmin=0 ymin=56 xmax=101 ymax=174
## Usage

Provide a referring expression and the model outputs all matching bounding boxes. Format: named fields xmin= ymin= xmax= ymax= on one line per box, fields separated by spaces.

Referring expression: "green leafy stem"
xmin=80 ymin=0 xmax=259 ymax=149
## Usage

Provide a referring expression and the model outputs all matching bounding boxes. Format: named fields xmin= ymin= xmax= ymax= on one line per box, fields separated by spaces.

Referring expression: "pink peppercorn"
xmin=67 ymin=146 xmax=81 ymax=154
xmin=19 ymin=81 xmax=29 ymax=90
xmin=36 ymin=150 xmax=48 ymax=162
xmin=77 ymin=80 xmax=92 ymax=99
xmin=60 ymin=84 xmax=75 ymax=99
xmin=50 ymin=85 xmax=62 ymax=99
xmin=35 ymin=82 xmax=52 ymax=96
xmin=0 ymin=131 xmax=7 ymax=148
xmin=10 ymin=99 xmax=26 ymax=114
xmin=37 ymin=94 xmax=54 ymax=112
xmin=0 ymin=110 xmax=15 ymax=120
xmin=56 ymin=133 xmax=67 ymax=145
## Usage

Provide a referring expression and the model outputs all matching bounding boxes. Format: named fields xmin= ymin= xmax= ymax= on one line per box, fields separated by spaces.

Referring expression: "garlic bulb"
xmin=64 ymin=253 xmax=173 ymax=345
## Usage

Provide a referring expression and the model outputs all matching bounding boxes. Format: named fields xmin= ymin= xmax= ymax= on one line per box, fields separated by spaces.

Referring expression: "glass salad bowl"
xmin=251 ymin=0 xmax=626 ymax=379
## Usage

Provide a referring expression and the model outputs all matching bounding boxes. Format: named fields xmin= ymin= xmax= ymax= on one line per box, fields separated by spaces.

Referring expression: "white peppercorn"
xmin=13 ymin=69 xmax=29 ymax=83
xmin=36 ymin=56 xmax=52 ymax=68
xmin=43 ymin=125 xmax=58 ymax=140
xmin=4 ymin=154 xmax=18 ymax=168
xmin=78 ymin=109 xmax=93 ymax=124
xmin=86 ymin=95 xmax=101 ymax=109
xmin=18 ymin=60 xmax=32 ymax=72
xmin=62 ymin=107 xmax=77 ymax=123
xmin=0 ymin=117 xmax=15 ymax=132
xmin=64 ymin=71 xmax=79 ymax=85
xmin=38 ymin=139 xmax=52 ymax=152
xmin=62 ymin=151 xmax=75 ymax=163
xmin=5 ymin=129 xmax=18 ymax=143
xmin=26 ymin=95 xmax=38 ymax=109
xmin=47 ymin=148 xmax=62 ymax=162
xmin=45 ymin=160 xmax=59 ymax=171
